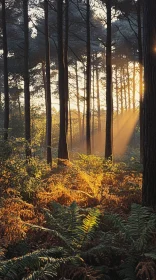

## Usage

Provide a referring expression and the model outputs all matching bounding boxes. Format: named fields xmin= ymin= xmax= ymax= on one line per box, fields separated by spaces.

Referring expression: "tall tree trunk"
xmin=44 ymin=0 xmax=52 ymax=166
xmin=0 ymin=92 xmax=2 ymax=113
xmin=123 ymin=67 xmax=127 ymax=111
xmin=86 ymin=0 xmax=91 ymax=155
xmin=115 ymin=66 xmax=119 ymax=115
xmin=92 ymin=58 xmax=95 ymax=152
xmin=57 ymin=0 xmax=69 ymax=162
xmin=42 ymin=61 xmax=47 ymax=151
xmin=127 ymin=62 xmax=131 ymax=109
xmin=105 ymin=0 xmax=113 ymax=160
xmin=23 ymin=0 xmax=31 ymax=158
xmin=75 ymin=61 xmax=81 ymax=139
xmin=137 ymin=0 xmax=143 ymax=163
xmin=64 ymin=0 xmax=69 ymax=134
xmin=96 ymin=54 xmax=101 ymax=132
xmin=133 ymin=60 xmax=136 ymax=112
xmin=142 ymin=0 xmax=156 ymax=207
xmin=69 ymin=98 xmax=73 ymax=150
xmin=120 ymin=67 xmax=124 ymax=114
xmin=42 ymin=61 xmax=47 ymax=108
xmin=82 ymin=67 xmax=86 ymax=139
xmin=18 ymin=95 xmax=22 ymax=120
xmin=2 ymin=0 xmax=9 ymax=140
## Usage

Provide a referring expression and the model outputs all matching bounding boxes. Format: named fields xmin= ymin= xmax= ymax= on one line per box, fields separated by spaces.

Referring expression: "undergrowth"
xmin=0 ymin=203 xmax=156 ymax=280
xmin=0 ymin=145 xmax=146 ymax=279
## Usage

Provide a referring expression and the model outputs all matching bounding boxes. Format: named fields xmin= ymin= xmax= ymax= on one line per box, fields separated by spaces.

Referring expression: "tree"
xmin=2 ymin=0 xmax=9 ymax=140
xmin=75 ymin=61 xmax=81 ymax=140
xmin=64 ymin=0 xmax=69 ymax=134
xmin=137 ymin=0 xmax=143 ymax=163
xmin=105 ymin=0 xmax=113 ymax=160
xmin=142 ymin=0 xmax=156 ymax=207
xmin=23 ymin=0 xmax=31 ymax=157
xmin=44 ymin=0 xmax=52 ymax=166
xmin=57 ymin=0 xmax=69 ymax=162
xmin=86 ymin=0 xmax=91 ymax=155
xmin=95 ymin=54 xmax=101 ymax=132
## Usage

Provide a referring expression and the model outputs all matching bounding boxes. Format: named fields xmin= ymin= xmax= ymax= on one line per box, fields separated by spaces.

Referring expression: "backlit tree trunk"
xmin=82 ymin=67 xmax=86 ymax=139
xmin=75 ymin=62 xmax=81 ymax=140
xmin=137 ymin=0 xmax=143 ymax=163
xmin=57 ymin=0 xmax=69 ymax=162
xmin=105 ymin=0 xmax=113 ymax=160
xmin=2 ymin=0 xmax=9 ymax=140
xmin=69 ymin=98 xmax=73 ymax=150
xmin=127 ymin=62 xmax=131 ymax=109
xmin=86 ymin=0 xmax=91 ymax=155
xmin=92 ymin=58 xmax=95 ymax=152
xmin=96 ymin=54 xmax=101 ymax=132
xmin=120 ymin=67 xmax=124 ymax=114
xmin=23 ymin=0 xmax=31 ymax=158
xmin=44 ymin=0 xmax=52 ymax=166
xmin=115 ymin=66 xmax=119 ymax=115
xmin=123 ymin=68 xmax=127 ymax=111
xmin=64 ymin=0 xmax=69 ymax=134
xmin=133 ymin=60 xmax=136 ymax=112
xmin=142 ymin=0 xmax=156 ymax=207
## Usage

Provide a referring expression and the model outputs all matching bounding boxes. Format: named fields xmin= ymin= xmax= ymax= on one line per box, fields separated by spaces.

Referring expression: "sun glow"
xmin=76 ymin=109 xmax=139 ymax=158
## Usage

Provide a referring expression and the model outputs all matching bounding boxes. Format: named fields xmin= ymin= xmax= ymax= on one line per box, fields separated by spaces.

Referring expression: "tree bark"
xmin=69 ymin=98 xmax=73 ymax=150
xmin=105 ymin=0 xmax=113 ymax=160
xmin=92 ymin=57 xmax=95 ymax=152
xmin=120 ymin=67 xmax=124 ymax=114
xmin=96 ymin=54 xmax=101 ymax=132
xmin=127 ymin=62 xmax=131 ymax=109
xmin=23 ymin=0 xmax=31 ymax=158
xmin=137 ymin=0 xmax=143 ymax=163
xmin=2 ymin=0 xmax=9 ymax=141
xmin=142 ymin=0 xmax=156 ymax=207
xmin=57 ymin=0 xmax=69 ymax=162
xmin=115 ymin=66 xmax=119 ymax=115
xmin=132 ymin=60 xmax=136 ymax=112
xmin=64 ymin=0 xmax=69 ymax=134
xmin=82 ymin=67 xmax=86 ymax=139
xmin=75 ymin=61 xmax=81 ymax=140
xmin=86 ymin=0 xmax=91 ymax=155
xmin=44 ymin=0 xmax=52 ymax=166
xmin=123 ymin=67 xmax=127 ymax=111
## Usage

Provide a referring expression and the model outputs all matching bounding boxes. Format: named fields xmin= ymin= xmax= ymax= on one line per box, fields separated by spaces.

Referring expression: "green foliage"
xmin=0 ymin=202 xmax=103 ymax=280
xmin=76 ymin=154 xmax=104 ymax=173
xmin=102 ymin=204 xmax=156 ymax=279
xmin=0 ymin=139 xmax=12 ymax=161
xmin=1 ymin=202 xmax=156 ymax=279
xmin=0 ymin=139 xmax=50 ymax=201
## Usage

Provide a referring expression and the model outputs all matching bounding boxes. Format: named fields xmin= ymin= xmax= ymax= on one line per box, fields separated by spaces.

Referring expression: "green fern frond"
xmin=76 ymin=208 xmax=100 ymax=247
xmin=127 ymin=204 xmax=154 ymax=239
xmin=0 ymin=248 xmax=64 ymax=280
xmin=69 ymin=264 xmax=102 ymax=280
xmin=25 ymin=223 xmax=74 ymax=252
xmin=104 ymin=213 xmax=133 ymax=243
xmin=119 ymin=257 xmax=137 ymax=280
xmin=23 ymin=262 xmax=58 ymax=280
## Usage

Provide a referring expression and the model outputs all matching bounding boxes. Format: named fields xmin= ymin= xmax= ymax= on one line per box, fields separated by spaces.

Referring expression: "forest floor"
xmin=0 ymin=153 xmax=142 ymax=247
xmin=0 ymin=152 xmax=149 ymax=280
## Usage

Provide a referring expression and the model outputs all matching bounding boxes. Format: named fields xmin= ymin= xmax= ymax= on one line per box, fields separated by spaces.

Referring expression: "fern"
xmin=119 ymin=257 xmax=137 ymax=280
xmin=0 ymin=248 xmax=64 ymax=279
xmin=103 ymin=204 xmax=156 ymax=279
xmin=76 ymin=208 xmax=100 ymax=248
xmin=1 ymin=203 xmax=155 ymax=280
xmin=0 ymin=203 xmax=102 ymax=280
xmin=25 ymin=223 xmax=74 ymax=252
